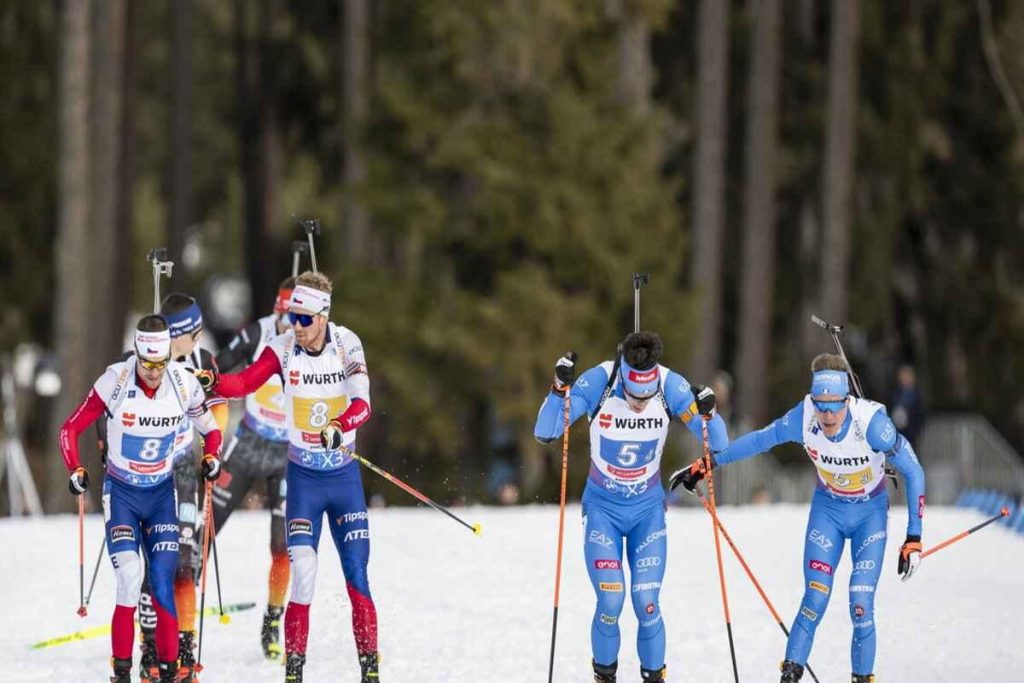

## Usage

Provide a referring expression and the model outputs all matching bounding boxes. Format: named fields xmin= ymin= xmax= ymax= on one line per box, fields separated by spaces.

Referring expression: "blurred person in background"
xmin=535 ymin=332 xmax=726 ymax=683
xmin=58 ymin=315 xmax=223 ymax=683
xmin=211 ymin=276 xmax=295 ymax=661
xmin=889 ymin=364 xmax=925 ymax=446
xmin=671 ymin=353 xmax=925 ymax=683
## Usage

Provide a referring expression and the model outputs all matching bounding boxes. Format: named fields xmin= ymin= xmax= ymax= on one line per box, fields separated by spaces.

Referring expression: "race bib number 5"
xmin=292 ymin=396 xmax=347 ymax=444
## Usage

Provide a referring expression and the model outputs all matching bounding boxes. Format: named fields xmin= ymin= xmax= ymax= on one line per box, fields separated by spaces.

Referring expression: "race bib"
xmin=292 ymin=396 xmax=348 ymax=444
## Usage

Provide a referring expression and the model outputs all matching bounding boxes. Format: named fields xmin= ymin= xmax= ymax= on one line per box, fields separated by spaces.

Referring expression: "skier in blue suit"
xmin=670 ymin=353 xmax=926 ymax=683
xmin=535 ymin=332 xmax=728 ymax=682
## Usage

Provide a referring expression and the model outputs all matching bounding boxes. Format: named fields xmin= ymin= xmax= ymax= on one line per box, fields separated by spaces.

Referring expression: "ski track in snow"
xmin=3 ymin=505 xmax=1023 ymax=682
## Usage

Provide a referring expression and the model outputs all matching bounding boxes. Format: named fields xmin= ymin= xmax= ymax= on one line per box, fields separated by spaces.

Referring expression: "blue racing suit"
xmin=714 ymin=398 xmax=925 ymax=676
xmin=535 ymin=361 xmax=728 ymax=671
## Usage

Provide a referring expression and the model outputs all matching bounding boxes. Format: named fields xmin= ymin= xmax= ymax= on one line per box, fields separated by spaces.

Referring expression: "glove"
xmin=668 ymin=457 xmax=711 ymax=494
xmin=552 ymin=351 xmax=578 ymax=394
xmin=201 ymin=455 xmax=222 ymax=481
xmin=188 ymin=364 xmax=219 ymax=393
xmin=692 ymin=384 xmax=716 ymax=418
xmin=68 ymin=467 xmax=89 ymax=495
xmin=897 ymin=535 xmax=922 ymax=581
xmin=320 ymin=419 xmax=345 ymax=451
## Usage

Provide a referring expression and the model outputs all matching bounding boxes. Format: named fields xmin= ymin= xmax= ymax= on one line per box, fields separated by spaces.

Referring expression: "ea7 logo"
xmin=122 ymin=413 xmax=136 ymax=427
xmin=343 ymin=529 xmax=370 ymax=543
xmin=809 ymin=529 xmax=833 ymax=551
xmin=588 ymin=530 xmax=614 ymax=549
xmin=288 ymin=370 xmax=300 ymax=386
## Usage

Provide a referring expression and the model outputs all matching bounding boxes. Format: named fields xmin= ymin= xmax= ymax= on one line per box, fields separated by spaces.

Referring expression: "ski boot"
xmin=593 ymin=659 xmax=617 ymax=683
xmin=261 ymin=605 xmax=284 ymax=661
xmin=111 ymin=657 xmax=132 ymax=683
xmin=359 ymin=651 xmax=380 ymax=682
xmin=285 ymin=653 xmax=306 ymax=682
xmin=641 ymin=665 xmax=666 ymax=681
xmin=158 ymin=661 xmax=178 ymax=683
xmin=780 ymin=660 xmax=804 ymax=682
xmin=139 ymin=634 xmax=159 ymax=682
xmin=852 ymin=676 xmax=875 ymax=683
xmin=177 ymin=630 xmax=196 ymax=682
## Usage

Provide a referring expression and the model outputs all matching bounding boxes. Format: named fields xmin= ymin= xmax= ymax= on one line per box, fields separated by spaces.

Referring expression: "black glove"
xmin=668 ymin=458 xmax=711 ymax=494
xmin=692 ymin=384 xmax=716 ymax=417
xmin=68 ymin=467 xmax=89 ymax=495
xmin=188 ymin=363 xmax=219 ymax=394
xmin=553 ymin=351 xmax=578 ymax=394
xmin=201 ymin=455 xmax=222 ymax=481
xmin=897 ymin=535 xmax=922 ymax=581
xmin=320 ymin=420 xmax=345 ymax=451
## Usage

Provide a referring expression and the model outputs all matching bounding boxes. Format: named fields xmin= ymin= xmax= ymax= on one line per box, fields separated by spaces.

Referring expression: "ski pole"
xmin=702 ymin=421 xmax=739 ymax=682
xmin=76 ymin=495 xmax=86 ymax=617
xmin=921 ymin=507 xmax=1010 ymax=559
xmin=340 ymin=445 xmax=482 ymax=536
xmin=147 ymin=248 xmax=174 ymax=313
xmin=210 ymin=525 xmax=229 ymax=624
xmin=696 ymin=491 xmax=821 ymax=683
xmin=297 ymin=218 xmax=321 ymax=273
xmin=546 ymin=383 xmax=572 ymax=683
xmin=82 ymin=535 xmax=105 ymax=612
xmin=291 ymin=240 xmax=309 ymax=278
xmin=196 ymin=481 xmax=215 ymax=674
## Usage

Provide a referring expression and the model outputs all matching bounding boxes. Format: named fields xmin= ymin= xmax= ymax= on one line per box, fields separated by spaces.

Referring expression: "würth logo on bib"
xmin=121 ymin=413 xmax=136 ymax=427
xmin=289 ymin=370 xmax=300 ymax=386
xmin=598 ymin=413 xmax=612 ymax=429
xmin=628 ymin=369 xmax=658 ymax=384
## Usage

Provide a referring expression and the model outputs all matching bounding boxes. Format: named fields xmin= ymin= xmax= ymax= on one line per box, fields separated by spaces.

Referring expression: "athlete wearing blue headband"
xmin=535 ymin=331 xmax=726 ymax=682
xmin=670 ymin=353 xmax=926 ymax=683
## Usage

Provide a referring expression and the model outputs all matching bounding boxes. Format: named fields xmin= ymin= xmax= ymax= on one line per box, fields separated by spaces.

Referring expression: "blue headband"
xmin=620 ymin=360 xmax=660 ymax=399
xmin=810 ymin=370 xmax=849 ymax=398
xmin=164 ymin=302 xmax=203 ymax=338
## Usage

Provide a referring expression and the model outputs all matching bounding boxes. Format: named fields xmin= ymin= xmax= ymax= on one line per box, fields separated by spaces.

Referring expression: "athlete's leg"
xmin=785 ymin=499 xmax=845 ymax=666
xmin=104 ymin=479 xmax=144 ymax=662
xmin=848 ymin=501 xmax=888 ymax=677
xmin=326 ymin=466 xmax=377 ymax=656
xmin=140 ymin=481 xmax=182 ymax=667
xmin=582 ymin=503 xmax=627 ymax=668
xmin=266 ymin=469 xmax=290 ymax=607
xmin=625 ymin=504 xmax=667 ymax=673
xmin=283 ymin=464 xmax=326 ymax=656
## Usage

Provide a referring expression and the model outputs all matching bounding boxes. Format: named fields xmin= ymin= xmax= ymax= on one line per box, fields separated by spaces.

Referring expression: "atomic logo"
xmin=289 ymin=370 xmax=300 ymax=386
xmin=121 ymin=413 xmax=136 ymax=427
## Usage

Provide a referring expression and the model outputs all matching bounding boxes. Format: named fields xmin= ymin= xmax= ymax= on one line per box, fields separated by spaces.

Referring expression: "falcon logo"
xmin=122 ymin=413 xmax=136 ymax=427
xmin=289 ymin=370 xmax=300 ymax=386
xmin=598 ymin=413 xmax=612 ymax=429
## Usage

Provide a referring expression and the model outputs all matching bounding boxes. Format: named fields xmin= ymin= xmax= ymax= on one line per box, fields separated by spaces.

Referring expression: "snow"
xmin=3 ymin=504 xmax=1023 ymax=682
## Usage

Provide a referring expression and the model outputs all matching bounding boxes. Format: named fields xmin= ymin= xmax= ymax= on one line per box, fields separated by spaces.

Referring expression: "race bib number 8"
xmin=121 ymin=433 xmax=175 ymax=462
xmin=292 ymin=396 xmax=347 ymax=433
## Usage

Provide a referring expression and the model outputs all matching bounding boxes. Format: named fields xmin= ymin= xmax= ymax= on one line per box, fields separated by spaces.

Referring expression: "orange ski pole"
xmin=76 ymin=495 xmax=87 ymax=617
xmin=546 ymin=388 xmax=572 ymax=683
xmin=921 ymin=507 xmax=1010 ymax=559
xmin=196 ymin=480 xmax=215 ymax=676
xmin=702 ymin=421 xmax=739 ymax=682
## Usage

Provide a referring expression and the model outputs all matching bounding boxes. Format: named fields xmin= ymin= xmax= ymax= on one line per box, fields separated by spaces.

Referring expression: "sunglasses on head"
xmin=812 ymin=397 xmax=848 ymax=413
xmin=138 ymin=356 xmax=170 ymax=371
xmin=288 ymin=312 xmax=317 ymax=328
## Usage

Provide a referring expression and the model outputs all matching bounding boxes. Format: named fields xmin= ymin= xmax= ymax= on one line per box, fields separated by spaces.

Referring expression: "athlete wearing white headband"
xmin=289 ymin=285 xmax=331 ymax=315
xmin=135 ymin=328 xmax=171 ymax=362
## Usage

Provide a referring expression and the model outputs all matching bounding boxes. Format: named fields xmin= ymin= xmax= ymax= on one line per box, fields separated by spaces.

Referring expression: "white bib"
xmin=801 ymin=395 xmax=887 ymax=498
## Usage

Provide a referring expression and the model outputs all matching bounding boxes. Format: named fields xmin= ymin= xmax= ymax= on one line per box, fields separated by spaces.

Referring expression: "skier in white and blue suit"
xmin=535 ymin=331 xmax=727 ymax=682
xmin=670 ymin=353 xmax=926 ymax=683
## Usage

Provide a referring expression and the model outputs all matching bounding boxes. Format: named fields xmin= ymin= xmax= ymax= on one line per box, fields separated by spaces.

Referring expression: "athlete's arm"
xmin=333 ymin=329 xmax=372 ymax=432
xmin=664 ymin=371 xmax=729 ymax=452
xmin=215 ymin=346 xmax=281 ymax=398
xmin=866 ymin=410 xmax=925 ymax=537
xmin=59 ymin=389 xmax=107 ymax=472
xmin=187 ymin=378 xmax=224 ymax=456
xmin=215 ymin=321 xmax=262 ymax=372
xmin=533 ymin=365 xmax=606 ymax=443
xmin=713 ymin=401 xmax=805 ymax=466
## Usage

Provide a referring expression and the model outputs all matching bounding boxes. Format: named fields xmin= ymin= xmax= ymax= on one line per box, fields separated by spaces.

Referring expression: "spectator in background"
xmin=890 ymin=364 xmax=926 ymax=445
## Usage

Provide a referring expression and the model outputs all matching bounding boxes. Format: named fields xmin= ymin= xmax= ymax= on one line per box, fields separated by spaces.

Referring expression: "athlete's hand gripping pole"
xmin=702 ymin=420 xmax=740 ymax=682
xmin=76 ymin=495 xmax=86 ymax=617
xmin=338 ymin=444 xmax=482 ymax=535
xmin=546 ymin=370 xmax=572 ymax=683
xmin=695 ymin=489 xmax=821 ymax=683
xmin=147 ymin=248 xmax=174 ymax=314
xmin=920 ymin=507 xmax=1010 ymax=560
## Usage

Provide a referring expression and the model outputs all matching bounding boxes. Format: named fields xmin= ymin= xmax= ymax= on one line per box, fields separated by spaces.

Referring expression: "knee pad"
xmin=111 ymin=551 xmax=142 ymax=607
xmin=288 ymin=545 xmax=318 ymax=605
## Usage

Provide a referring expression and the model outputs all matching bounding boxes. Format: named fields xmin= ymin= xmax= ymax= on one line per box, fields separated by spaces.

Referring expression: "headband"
xmin=810 ymin=370 xmax=849 ymax=398
xmin=620 ymin=360 xmax=661 ymax=399
xmin=134 ymin=328 xmax=171 ymax=360
xmin=289 ymin=285 xmax=331 ymax=315
xmin=164 ymin=302 xmax=203 ymax=338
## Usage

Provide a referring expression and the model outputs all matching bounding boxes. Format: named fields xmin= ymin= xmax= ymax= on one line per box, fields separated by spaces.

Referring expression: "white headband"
xmin=289 ymin=285 xmax=331 ymax=315
xmin=135 ymin=329 xmax=171 ymax=360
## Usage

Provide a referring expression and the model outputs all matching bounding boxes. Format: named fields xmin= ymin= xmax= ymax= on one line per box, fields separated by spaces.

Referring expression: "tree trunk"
xmin=49 ymin=0 xmax=92 ymax=512
xmin=736 ymin=0 xmax=783 ymax=426
xmin=115 ymin=0 xmax=136 ymax=327
xmin=90 ymin=0 xmax=127 ymax=362
xmin=168 ymin=0 xmax=192 ymax=286
xmin=820 ymin=0 xmax=861 ymax=323
xmin=341 ymin=0 xmax=372 ymax=264
xmin=689 ymin=0 xmax=730 ymax=381
xmin=611 ymin=0 xmax=652 ymax=113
